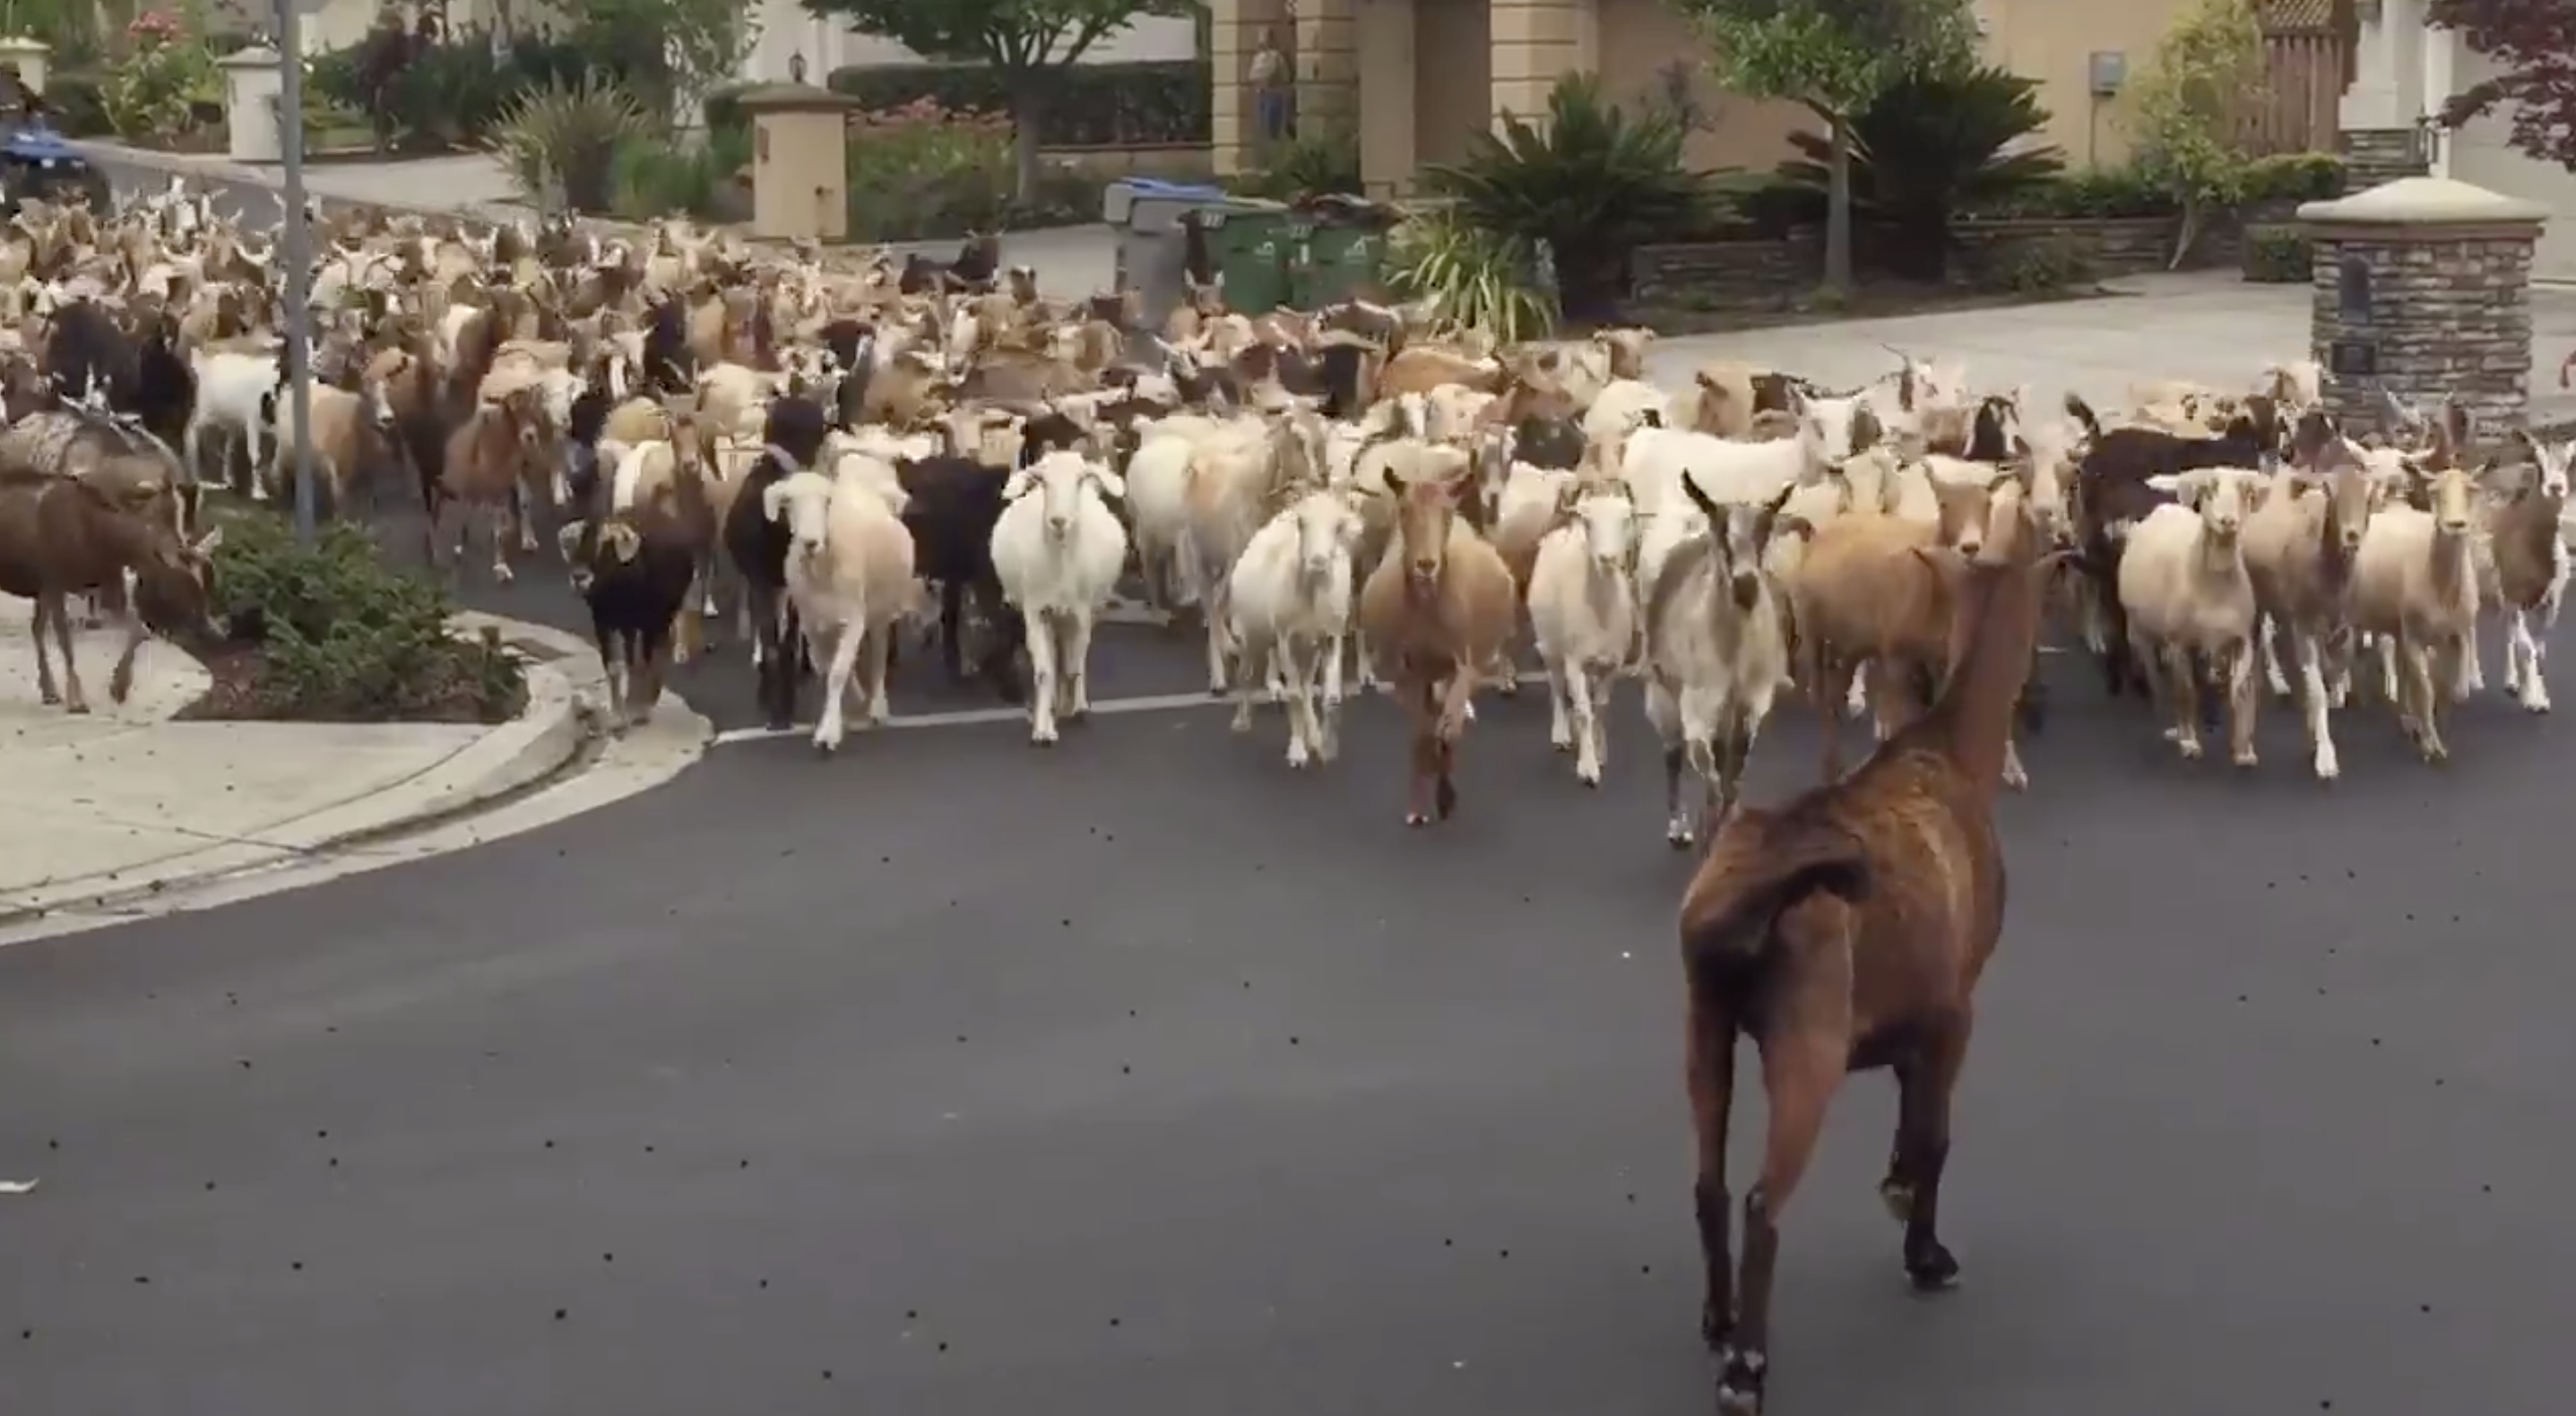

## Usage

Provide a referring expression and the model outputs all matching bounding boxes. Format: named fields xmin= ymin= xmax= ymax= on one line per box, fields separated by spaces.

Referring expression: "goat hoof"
xmin=1577 ymin=768 xmax=1601 ymax=788
xmin=1905 ymin=1241 xmax=1961 ymax=1291
xmin=1701 ymin=1304 xmax=1733 ymax=1352
xmin=1405 ymin=811 xmax=1429 ymax=827
xmin=2233 ymin=749 xmax=2258 ymax=769
xmin=1714 ymin=1351 xmax=1768 ymax=1416
xmin=65 ymin=700 xmax=91 ymax=716
xmin=39 ymin=687 xmax=59 ymax=706
xmin=1666 ymin=825 xmax=1694 ymax=850
xmin=1550 ymin=734 xmax=1573 ymax=754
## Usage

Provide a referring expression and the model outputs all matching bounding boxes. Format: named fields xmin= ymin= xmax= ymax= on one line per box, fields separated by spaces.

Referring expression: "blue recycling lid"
xmin=1116 ymin=177 xmax=1225 ymax=201
xmin=3 ymin=124 xmax=79 ymax=161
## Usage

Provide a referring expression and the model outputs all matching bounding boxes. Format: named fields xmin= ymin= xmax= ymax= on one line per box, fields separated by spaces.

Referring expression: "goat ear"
xmin=1088 ymin=465 xmax=1127 ymax=500
xmin=1001 ymin=468 xmax=1034 ymax=501
xmin=2144 ymin=472 xmax=2189 ymax=498
xmin=190 ymin=524 xmax=222 ymax=555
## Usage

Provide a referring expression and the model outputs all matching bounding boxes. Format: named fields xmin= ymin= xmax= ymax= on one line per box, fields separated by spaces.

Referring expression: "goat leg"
xmin=50 ymin=593 xmax=89 ymax=714
xmin=106 ymin=614 xmax=148 ymax=706
xmin=30 ymin=594 xmax=61 ymax=705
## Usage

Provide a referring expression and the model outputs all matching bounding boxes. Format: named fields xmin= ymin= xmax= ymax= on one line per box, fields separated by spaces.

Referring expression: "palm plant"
xmin=489 ymin=74 xmax=652 ymax=214
xmin=1422 ymin=73 xmax=1711 ymax=318
xmin=1777 ymin=64 xmax=2065 ymax=281
xmin=1383 ymin=209 xmax=1558 ymax=344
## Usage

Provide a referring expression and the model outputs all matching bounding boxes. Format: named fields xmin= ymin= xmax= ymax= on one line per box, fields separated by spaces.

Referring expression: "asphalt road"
xmin=4 ymin=155 xmax=2565 ymax=1416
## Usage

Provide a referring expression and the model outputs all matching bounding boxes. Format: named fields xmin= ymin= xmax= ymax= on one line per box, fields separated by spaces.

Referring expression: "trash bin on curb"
xmin=1103 ymin=177 xmax=1230 ymax=328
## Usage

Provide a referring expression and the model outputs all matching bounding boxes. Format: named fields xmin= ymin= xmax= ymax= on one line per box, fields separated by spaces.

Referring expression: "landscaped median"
xmin=0 ymin=599 xmax=596 ymax=929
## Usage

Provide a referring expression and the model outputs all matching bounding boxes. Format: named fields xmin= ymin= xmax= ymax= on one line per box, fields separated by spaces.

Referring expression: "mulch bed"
xmin=176 ymin=643 xmax=528 ymax=726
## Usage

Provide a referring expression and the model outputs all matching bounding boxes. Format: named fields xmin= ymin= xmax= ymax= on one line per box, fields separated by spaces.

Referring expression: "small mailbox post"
xmin=735 ymin=83 xmax=860 ymax=244
xmin=2301 ymin=177 xmax=2548 ymax=434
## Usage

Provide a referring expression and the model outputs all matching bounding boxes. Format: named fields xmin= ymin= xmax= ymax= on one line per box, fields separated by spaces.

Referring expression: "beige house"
xmin=1208 ymin=0 xmax=2204 ymax=191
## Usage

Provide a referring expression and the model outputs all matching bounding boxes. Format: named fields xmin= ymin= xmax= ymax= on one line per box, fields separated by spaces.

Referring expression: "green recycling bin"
xmin=1290 ymin=212 xmax=1399 ymax=307
xmin=1197 ymin=199 xmax=1296 ymax=314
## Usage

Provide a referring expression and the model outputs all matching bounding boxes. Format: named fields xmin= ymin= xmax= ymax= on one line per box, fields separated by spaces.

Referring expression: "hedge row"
xmin=707 ymin=60 xmax=1208 ymax=146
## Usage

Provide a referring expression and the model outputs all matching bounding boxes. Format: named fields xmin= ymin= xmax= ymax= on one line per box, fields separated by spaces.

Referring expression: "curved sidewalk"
xmin=0 ymin=604 xmax=705 ymax=934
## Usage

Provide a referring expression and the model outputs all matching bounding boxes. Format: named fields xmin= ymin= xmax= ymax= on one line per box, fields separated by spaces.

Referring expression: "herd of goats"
xmin=0 ymin=175 xmax=2563 ymax=1410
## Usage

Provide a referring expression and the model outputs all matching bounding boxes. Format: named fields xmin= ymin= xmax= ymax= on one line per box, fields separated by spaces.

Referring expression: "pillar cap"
xmin=2299 ymin=175 xmax=2548 ymax=227
xmin=730 ymin=82 xmax=863 ymax=116
xmin=219 ymin=44 xmax=282 ymax=67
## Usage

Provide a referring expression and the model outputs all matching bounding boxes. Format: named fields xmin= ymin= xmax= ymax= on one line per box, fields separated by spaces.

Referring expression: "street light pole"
xmin=276 ymin=0 xmax=316 ymax=544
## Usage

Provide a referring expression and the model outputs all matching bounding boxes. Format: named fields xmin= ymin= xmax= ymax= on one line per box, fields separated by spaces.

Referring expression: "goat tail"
xmin=1681 ymin=829 xmax=1872 ymax=966
xmin=2062 ymin=391 xmax=2103 ymax=440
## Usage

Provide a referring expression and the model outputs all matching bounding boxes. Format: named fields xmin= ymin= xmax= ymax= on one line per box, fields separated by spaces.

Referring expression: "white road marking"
xmin=710 ymin=689 xmax=1229 ymax=746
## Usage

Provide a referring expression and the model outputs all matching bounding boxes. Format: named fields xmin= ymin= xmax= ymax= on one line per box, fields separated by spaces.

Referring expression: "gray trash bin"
xmin=1105 ymin=177 xmax=1231 ymax=328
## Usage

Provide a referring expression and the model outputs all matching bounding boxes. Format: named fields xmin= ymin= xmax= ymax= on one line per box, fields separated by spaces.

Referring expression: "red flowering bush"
xmin=844 ymin=96 xmax=1016 ymax=240
xmin=126 ymin=10 xmax=185 ymax=47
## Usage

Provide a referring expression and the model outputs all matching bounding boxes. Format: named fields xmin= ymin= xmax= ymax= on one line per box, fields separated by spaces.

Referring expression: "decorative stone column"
xmin=219 ymin=45 xmax=286 ymax=165
xmin=1210 ymin=0 xmax=1295 ymax=177
xmin=0 ymin=36 xmax=49 ymax=95
xmin=2300 ymin=176 xmax=2547 ymax=435
xmin=1489 ymin=0 xmax=1595 ymax=131
xmin=1295 ymin=0 xmax=1356 ymax=133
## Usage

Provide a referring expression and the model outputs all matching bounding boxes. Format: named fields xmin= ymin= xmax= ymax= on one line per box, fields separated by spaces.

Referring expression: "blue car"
xmin=0 ymin=120 xmax=111 ymax=213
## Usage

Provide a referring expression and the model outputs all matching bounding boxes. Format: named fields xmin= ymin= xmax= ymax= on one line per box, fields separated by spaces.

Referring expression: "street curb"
xmin=0 ymin=610 xmax=651 ymax=928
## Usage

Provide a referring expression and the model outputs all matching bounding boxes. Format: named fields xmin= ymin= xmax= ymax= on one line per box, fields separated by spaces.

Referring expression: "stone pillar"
xmin=1210 ymin=0 xmax=1293 ymax=177
xmin=219 ymin=45 xmax=286 ymax=165
xmin=0 ymin=36 xmax=48 ymax=95
xmin=2300 ymin=177 xmax=2547 ymax=435
xmin=1295 ymin=0 xmax=1356 ymax=132
xmin=1356 ymin=0 xmax=1416 ymax=196
xmin=1490 ymin=0 xmax=1594 ymax=130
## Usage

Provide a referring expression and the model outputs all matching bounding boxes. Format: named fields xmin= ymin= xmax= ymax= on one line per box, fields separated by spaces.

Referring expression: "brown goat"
xmin=430 ymin=391 xmax=550 ymax=584
xmin=2487 ymin=429 xmax=2572 ymax=713
xmin=1674 ymin=514 xmax=2066 ymax=1416
xmin=0 ymin=471 xmax=227 ymax=712
xmin=1355 ymin=452 xmax=1516 ymax=825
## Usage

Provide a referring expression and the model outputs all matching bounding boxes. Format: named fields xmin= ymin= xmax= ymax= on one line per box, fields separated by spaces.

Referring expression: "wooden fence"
xmin=2237 ymin=0 xmax=2356 ymax=155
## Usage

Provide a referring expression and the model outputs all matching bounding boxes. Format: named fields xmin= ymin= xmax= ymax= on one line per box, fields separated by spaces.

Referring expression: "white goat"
xmin=990 ymin=449 xmax=1131 ymax=745
xmin=1526 ymin=483 xmax=1639 ymax=786
xmin=1642 ymin=476 xmax=1794 ymax=847
xmin=2115 ymin=468 xmax=2269 ymax=764
xmin=185 ymin=346 xmax=281 ymax=498
xmin=763 ymin=470 xmax=919 ymax=754
xmin=1224 ymin=488 xmax=1363 ymax=767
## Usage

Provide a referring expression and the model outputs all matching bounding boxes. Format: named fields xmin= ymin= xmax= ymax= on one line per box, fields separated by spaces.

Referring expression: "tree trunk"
xmin=1007 ymin=78 xmax=1047 ymax=203
xmin=1824 ymin=124 xmax=1855 ymax=294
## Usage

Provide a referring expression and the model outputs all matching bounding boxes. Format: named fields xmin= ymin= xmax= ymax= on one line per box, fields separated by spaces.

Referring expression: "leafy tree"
xmin=1664 ymin=0 xmax=1978 ymax=291
xmin=2124 ymin=0 xmax=2262 ymax=268
xmin=557 ymin=0 xmax=759 ymax=118
xmin=2427 ymin=0 xmax=2576 ymax=168
xmin=802 ymin=0 xmax=1203 ymax=197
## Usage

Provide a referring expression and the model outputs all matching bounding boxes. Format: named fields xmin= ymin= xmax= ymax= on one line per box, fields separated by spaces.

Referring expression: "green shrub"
xmin=45 ymin=70 xmax=112 ymax=136
xmin=309 ymin=30 xmax=602 ymax=151
xmin=2240 ymin=224 xmax=2311 ymax=283
xmin=491 ymin=75 xmax=654 ymax=214
xmin=1776 ymin=63 xmax=2065 ymax=281
xmin=1977 ymin=237 xmax=2096 ymax=294
xmin=1423 ymin=73 xmax=1710 ymax=317
xmin=1385 ymin=209 xmax=1558 ymax=343
xmin=1969 ymin=164 xmax=2179 ymax=220
xmin=612 ymin=124 xmax=753 ymax=222
xmin=1229 ymin=122 xmax=1361 ymax=201
xmin=825 ymin=61 xmax=1208 ymax=145
xmin=208 ymin=516 xmax=527 ymax=725
xmin=2240 ymin=151 xmax=2344 ymax=206
xmin=844 ymin=95 xmax=1065 ymax=241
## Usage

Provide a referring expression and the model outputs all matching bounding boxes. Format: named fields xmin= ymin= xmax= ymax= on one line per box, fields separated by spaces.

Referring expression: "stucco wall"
xmin=1972 ymin=0 xmax=2193 ymax=168
xmin=1594 ymin=0 xmax=1815 ymax=177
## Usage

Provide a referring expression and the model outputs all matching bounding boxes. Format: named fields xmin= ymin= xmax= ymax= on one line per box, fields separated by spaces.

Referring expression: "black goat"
xmin=566 ymin=510 xmax=698 ymax=730
xmin=895 ymin=453 xmax=1024 ymax=704
xmin=720 ymin=395 xmax=832 ymax=730
xmin=44 ymin=300 xmax=137 ymax=410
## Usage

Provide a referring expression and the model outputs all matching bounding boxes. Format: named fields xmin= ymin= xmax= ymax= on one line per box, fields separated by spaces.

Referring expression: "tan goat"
xmin=432 ymin=390 xmax=551 ymax=584
xmin=1356 ymin=445 xmax=1517 ymax=825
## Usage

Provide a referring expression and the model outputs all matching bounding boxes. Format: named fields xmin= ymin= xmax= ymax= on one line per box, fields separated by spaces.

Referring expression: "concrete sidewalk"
xmin=0 ymin=602 xmax=694 ymax=928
